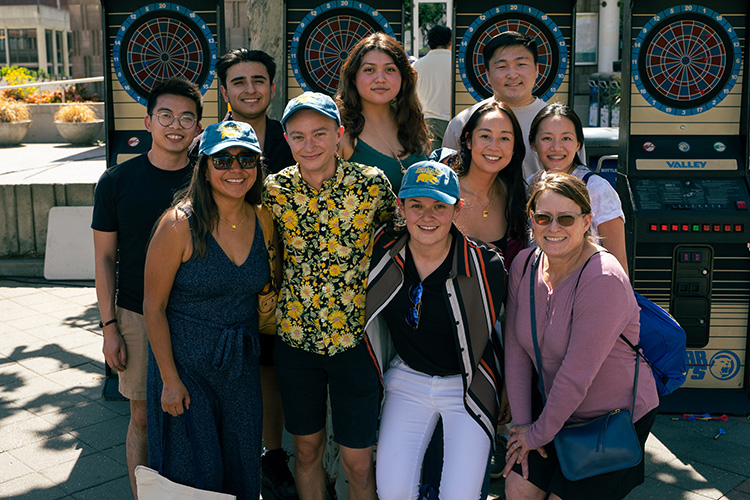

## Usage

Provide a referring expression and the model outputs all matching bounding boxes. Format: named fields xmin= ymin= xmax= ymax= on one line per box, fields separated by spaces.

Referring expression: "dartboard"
xmin=632 ymin=5 xmax=741 ymax=116
xmin=458 ymin=5 xmax=567 ymax=102
xmin=290 ymin=1 xmax=396 ymax=95
xmin=113 ymin=3 xmax=218 ymax=105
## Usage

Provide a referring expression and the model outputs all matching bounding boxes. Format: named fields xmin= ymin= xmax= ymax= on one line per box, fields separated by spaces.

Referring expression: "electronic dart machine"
xmin=620 ymin=1 xmax=750 ymax=412
xmin=453 ymin=1 xmax=576 ymax=115
xmin=101 ymin=0 xmax=224 ymax=167
xmin=286 ymin=0 xmax=404 ymax=99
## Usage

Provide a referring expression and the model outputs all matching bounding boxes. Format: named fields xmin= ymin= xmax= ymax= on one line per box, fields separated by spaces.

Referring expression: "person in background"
xmin=442 ymin=31 xmax=548 ymax=180
xmin=144 ymin=121 xmax=274 ymax=499
xmin=413 ymin=25 xmax=453 ymax=152
xmin=527 ymin=103 xmax=627 ymax=274
xmin=211 ymin=47 xmax=298 ymax=499
xmin=92 ymin=77 xmax=202 ymax=499
xmin=336 ymin=32 xmax=430 ymax=190
xmin=264 ymin=92 xmax=395 ymax=500
xmin=364 ymin=161 xmax=508 ymax=500
xmin=503 ymin=173 xmax=658 ymax=500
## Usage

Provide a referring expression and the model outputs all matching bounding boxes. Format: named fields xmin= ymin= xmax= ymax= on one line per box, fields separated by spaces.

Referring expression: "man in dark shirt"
xmin=92 ymin=77 xmax=202 ymax=499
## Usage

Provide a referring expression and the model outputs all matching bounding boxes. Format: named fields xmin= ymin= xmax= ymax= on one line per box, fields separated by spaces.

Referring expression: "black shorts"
xmin=512 ymin=408 xmax=657 ymax=500
xmin=258 ymin=333 xmax=275 ymax=367
xmin=273 ymin=337 xmax=380 ymax=449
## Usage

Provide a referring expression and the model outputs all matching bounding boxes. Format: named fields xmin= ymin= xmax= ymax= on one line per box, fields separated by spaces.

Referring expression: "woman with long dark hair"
xmin=453 ymin=99 xmax=529 ymax=266
xmin=143 ymin=121 xmax=279 ymax=499
xmin=336 ymin=32 xmax=430 ymax=190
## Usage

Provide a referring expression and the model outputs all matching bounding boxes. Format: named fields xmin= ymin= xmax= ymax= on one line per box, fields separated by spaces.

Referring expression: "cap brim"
xmin=282 ymin=105 xmax=340 ymax=129
xmin=398 ymin=188 xmax=457 ymax=205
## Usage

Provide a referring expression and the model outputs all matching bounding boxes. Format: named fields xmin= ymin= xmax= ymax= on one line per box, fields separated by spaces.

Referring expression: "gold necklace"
xmin=218 ymin=207 xmax=247 ymax=231
xmin=463 ymin=185 xmax=494 ymax=217
xmin=372 ymin=124 xmax=406 ymax=173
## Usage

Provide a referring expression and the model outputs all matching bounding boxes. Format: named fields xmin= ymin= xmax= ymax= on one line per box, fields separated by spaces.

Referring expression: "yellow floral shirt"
xmin=262 ymin=157 xmax=396 ymax=355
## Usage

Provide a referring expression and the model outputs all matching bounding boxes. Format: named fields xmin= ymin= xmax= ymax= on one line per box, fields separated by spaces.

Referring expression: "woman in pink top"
xmin=502 ymin=173 xmax=659 ymax=500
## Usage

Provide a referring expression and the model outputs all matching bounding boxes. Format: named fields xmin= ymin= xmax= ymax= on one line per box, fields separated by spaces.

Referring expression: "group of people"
xmin=93 ymin=28 xmax=658 ymax=500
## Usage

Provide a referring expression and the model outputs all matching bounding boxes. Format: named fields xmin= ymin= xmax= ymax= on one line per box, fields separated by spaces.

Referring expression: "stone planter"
xmin=0 ymin=120 xmax=32 ymax=147
xmin=54 ymin=120 xmax=104 ymax=145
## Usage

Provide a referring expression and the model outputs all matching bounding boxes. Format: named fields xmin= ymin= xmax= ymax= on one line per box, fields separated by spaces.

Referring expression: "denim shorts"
xmin=273 ymin=337 xmax=380 ymax=449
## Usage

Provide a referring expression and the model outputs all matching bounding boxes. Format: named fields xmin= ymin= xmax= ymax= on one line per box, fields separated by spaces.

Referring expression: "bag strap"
xmin=531 ymin=249 xmax=638 ymax=416
xmin=159 ymin=408 xmax=206 ymax=489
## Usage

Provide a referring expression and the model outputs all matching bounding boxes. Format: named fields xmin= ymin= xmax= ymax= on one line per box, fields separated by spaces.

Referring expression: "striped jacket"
xmin=363 ymin=224 xmax=507 ymax=439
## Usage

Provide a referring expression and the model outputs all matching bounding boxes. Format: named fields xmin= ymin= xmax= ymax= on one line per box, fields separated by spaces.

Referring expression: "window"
xmin=8 ymin=29 xmax=38 ymax=65
xmin=0 ymin=30 xmax=7 ymax=66
xmin=46 ymin=29 xmax=54 ymax=75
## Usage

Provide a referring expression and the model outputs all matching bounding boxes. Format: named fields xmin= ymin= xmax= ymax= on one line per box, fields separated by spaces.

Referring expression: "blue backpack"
xmin=624 ymin=292 xmax=687 ymax=396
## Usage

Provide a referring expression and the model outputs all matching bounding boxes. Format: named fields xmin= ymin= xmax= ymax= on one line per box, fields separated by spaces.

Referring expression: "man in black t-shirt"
xmin=92 ymin=77 xmax=202 ymax=499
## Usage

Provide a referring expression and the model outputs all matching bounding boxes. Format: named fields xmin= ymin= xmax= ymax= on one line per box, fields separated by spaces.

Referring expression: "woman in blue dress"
xmin=144 ymin=121 xmax=280 ymax=499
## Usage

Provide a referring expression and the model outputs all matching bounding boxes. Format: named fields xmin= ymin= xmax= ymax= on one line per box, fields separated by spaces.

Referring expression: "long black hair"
xmin=456 ymin=100 xmax=528 ymax=240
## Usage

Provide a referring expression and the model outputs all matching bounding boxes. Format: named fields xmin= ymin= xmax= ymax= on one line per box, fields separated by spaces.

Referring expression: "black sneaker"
xmin=490 ymin=434 xmax=509 ymax=479
xmin=261 ymin=449 xmax=299 ymax=500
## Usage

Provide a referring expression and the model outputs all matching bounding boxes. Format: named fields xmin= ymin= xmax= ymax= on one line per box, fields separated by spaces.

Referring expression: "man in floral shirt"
xmin=263 ymin=92 xmax=394 ymax=500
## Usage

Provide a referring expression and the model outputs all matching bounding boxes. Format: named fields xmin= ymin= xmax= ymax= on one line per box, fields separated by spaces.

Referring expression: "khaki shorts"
xmin=115 ymin=307 xmax=148 ymax=401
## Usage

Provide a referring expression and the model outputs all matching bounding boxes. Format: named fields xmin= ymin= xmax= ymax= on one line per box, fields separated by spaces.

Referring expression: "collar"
xmin=292 ymin=155 xmax=346 ymax=193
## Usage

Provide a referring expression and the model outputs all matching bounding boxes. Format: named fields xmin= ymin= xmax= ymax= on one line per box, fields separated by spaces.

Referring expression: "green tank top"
xmin=348 ymin=138 xmax=427 ymax=192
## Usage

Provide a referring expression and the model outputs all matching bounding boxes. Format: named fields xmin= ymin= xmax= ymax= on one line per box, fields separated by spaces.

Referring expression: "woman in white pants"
xmin=364 ymin=160 xmax=509 ymax=500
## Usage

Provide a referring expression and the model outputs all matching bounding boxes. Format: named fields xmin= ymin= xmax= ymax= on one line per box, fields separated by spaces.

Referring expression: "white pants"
xmin=375 ymin=357 xmax=491 ymax=500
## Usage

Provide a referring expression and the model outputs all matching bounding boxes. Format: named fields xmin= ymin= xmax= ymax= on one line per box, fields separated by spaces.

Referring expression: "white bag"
xmin=137 ymin=408 xmax=236 ymax=500
xmin=135 ymin=465 xmax=236 ymax=500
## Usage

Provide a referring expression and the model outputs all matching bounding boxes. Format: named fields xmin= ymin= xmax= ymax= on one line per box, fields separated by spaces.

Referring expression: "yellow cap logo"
xmin=218 ymin=122 xmax=243 ymax=139
xmin=414 ymin=166 xmax=441 ymax=184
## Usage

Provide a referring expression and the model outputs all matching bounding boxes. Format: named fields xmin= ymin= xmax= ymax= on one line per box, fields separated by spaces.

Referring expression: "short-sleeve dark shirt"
xmin=382 ymin=244 xmax=461 ymax=375
xmin=91 ymin=154 xmax=192 ymax=314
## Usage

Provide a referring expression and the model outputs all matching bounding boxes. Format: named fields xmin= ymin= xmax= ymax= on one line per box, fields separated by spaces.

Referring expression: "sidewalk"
xmin=1 ymin=277 xmax=749 ymax=499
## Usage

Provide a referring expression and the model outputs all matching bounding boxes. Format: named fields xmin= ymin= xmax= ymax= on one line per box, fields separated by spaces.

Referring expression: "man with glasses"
xmin=263 ymin=92 xmax=395 ymax=500
xmin=92 ymin=77 xmax=202 ymax=499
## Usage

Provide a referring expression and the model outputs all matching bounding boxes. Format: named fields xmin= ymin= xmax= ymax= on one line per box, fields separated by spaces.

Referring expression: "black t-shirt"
xmin=382 ymin=244 xmax=461 ymax=376
xmin=91 ymin=154 xmax=193 ymax=314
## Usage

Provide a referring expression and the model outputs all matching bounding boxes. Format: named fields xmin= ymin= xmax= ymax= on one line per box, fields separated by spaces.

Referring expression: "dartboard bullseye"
xmin=290 ymin=1 xmax=395 ymax=95
xmin=632 ymin=4 xmax=741 ymax=115
xmin=458 ymin=5 xmax=567 ymax=102
xmin=113 ymin=3 xmax=218 ymax=105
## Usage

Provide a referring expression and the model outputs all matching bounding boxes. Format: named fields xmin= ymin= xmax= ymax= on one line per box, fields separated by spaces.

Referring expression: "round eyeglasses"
xmin=154 ymin=111 xmax=197 ymax=129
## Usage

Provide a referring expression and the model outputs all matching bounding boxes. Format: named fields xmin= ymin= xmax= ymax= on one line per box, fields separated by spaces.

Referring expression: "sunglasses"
xmin=532 ymin=212 xmax=585 ymax=227
xmin=210 ymin=153 xmax=259 ymax=170
xmin=405 ymin=283 xmax=423 ymax=330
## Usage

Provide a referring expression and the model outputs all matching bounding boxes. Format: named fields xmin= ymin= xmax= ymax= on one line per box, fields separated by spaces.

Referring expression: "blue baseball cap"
xmin=199 ymin=121 xmax=262 ymax=156
xmin=398 ymin=160 xmax=460 ymax=204
xmin=280 ymin=92 xmax=341 ymax=131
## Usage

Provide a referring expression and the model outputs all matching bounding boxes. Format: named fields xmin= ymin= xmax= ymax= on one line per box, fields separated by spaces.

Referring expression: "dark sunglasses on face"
xmin=405 ymin=283 xmax=423 ymax=329
xmin=210 ymin=153 xmax=259 ymax=170
xmin=532 ymin=212 xmax=585 ymax=227
xmin=154 ymin=111 xmax=197 ymax=129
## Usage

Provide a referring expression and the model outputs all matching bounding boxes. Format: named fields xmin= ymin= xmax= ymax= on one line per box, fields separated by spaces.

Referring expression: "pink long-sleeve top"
xmin=505 ymin=248 xmax=660 ymax=450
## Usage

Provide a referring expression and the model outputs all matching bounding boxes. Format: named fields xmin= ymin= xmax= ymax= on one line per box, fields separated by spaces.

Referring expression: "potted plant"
xmin=54 ymin=102 xmax=103 ymax=145
xmin=0 ymin=98 xmax=32 ymax=147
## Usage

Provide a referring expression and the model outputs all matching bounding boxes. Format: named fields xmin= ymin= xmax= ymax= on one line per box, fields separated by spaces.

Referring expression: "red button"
xmin=735 ymin=224 xmax=744 ymax=232
xmin=737 ymin=201 xmax=747 ymax=210
xmin=681 ymin=224 xmax=689 ymax=231
xmin=661 ymin=224 xmax=669 ymax=231
xmin=692 ymin=252 xmax=702 ymax=263
xmin=671 ymin=224 xmax=679 ymax=231
xmin=713 ymin=224 xmax=721 ymax=232
xmin=724 ymin=224 xmax=732 ymax=232
xmin=702 ymin=224 xmax=710 ymax=232
xmin=680 ymin=252 xmax=691 ymax=262
xmin=649 ymin=224 xmax=658 ymax=231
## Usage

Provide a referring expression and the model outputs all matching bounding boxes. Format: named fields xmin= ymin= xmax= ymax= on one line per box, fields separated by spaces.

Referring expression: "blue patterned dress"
xmin=147 ymin=217 xmax=269 ymax=499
